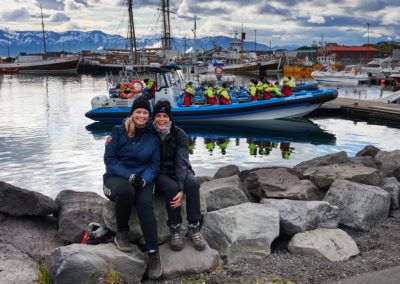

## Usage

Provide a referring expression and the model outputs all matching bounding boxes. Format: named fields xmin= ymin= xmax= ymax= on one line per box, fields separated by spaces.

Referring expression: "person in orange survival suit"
xmin=183 ymin=82 xmax=195 ymax=107
xmin=281 ymin=77 xmax=296 ymax=97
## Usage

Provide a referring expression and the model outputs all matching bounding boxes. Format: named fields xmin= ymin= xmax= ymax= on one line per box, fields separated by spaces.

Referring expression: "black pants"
xmin=103 ymin=176 xmax=158 ymax=251
xmin=155 ymin=172 xmax=202 ymax=226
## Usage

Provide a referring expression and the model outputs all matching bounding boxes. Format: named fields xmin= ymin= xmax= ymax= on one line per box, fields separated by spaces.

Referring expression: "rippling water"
xmin=0 ymin=73 xmax=399 ymax=198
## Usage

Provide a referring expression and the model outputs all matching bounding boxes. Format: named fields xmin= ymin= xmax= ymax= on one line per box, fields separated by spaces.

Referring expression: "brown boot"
xmin=114 ymin=231 xmax=132 ymax=252
xmin=147 ymin=251 xmax=162 ymax=279
xmin=170 ymin=223 xmax=184 ymax=251
xmin=188 ymin=222 xmax=206 ymax=251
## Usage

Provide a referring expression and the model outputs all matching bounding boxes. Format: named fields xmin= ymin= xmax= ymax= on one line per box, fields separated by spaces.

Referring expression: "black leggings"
xmin=103 ymin=176 xmax=158 ymax=251
xmin=155 ymin=172 xmax=202 ymax=226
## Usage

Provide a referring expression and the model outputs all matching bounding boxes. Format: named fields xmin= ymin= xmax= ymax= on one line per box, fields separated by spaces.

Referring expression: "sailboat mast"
xmin=161 ymin=0 xmax=172 ymax=58
xmin=193 ymin=15 xmax=197 ymax=63
xmin=40 ymin=4 xmax=47 ymax=59
xmin=128 ymin=0 xmax=137 ymax=64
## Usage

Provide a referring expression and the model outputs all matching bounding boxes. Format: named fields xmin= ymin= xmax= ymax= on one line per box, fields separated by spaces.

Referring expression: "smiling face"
xmin=154 ymin=112 xmax=171 ymax=130
xmin=131 ymin=108 xmax=149 ymax=127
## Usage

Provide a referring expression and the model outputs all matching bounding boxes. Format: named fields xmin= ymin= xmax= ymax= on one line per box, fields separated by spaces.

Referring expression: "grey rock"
xmin=293 ymin=151 xmax=350 ymax=175
xmin=349 ymin=156 xmax=378 ymax=168
xmin=260 ymin=199 xmax=339 ymax=237
xmin=0 ymin=243 xmax=39 ymax=283
xmin=382 ymin=177 xmax=400 ymax=210
xmin=356 ymin=145 xmax=381 ymax=158
xmin=375 ymin=150 xmax=400 ymax=177
xmin=324 ymin=180 xmax=391 ymax=231
xmin=201 ymin=175 xmax=248 ymax=212
xmin=0 ymin=213 xmax=64 ymax=261
xmin=56 ymin=190 xmax=107 ymax=243
xmin=159 ymin=238 xmax=222 ymax=278
xmin=103 ymin=191 xmax=207 ymax=245
xmin=393 ymin=165 xmax=400 ymax=182
xmin=303 ymin=163 xmax=382 ymax=191
xmin=44 ymin=243 xmax=146 ymax=284
xmin=244 ymin=168 xmax=324 ymax=200
xmin=288 ymin=228 xmax=359 ymax=261
xmin=0 ymin=180 xmax=56 ymax=216
xmin=196 ymin=176 xmax=213 ymax=185
xmin=213 ymin=165 xmax=240 ymax=179
xmin=202 ymin=203 xmax=280 ymax=264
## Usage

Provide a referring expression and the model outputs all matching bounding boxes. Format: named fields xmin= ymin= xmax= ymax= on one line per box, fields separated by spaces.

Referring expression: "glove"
xmin=132 ymin=174 xmax=146 ymax=189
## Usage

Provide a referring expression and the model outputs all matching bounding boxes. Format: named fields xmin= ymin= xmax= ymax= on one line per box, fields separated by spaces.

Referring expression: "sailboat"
xmin=0 ymin=5 xmax=80 ymax=73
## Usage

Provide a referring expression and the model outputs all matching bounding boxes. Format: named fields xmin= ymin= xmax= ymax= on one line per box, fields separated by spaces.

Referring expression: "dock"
xmin=310 ymin=95 xmax=400 ymax=123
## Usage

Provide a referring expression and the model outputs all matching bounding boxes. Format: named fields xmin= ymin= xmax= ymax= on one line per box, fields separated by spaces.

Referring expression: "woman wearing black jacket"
xmin=152 ymin=100 xmax=206 ymax=251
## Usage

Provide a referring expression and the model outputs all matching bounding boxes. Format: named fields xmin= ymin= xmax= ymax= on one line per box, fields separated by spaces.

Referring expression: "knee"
xmin=117 ymin=185 xmax=135 ymax=201
xmin=184 ymin=176 xmax=200 ymax=194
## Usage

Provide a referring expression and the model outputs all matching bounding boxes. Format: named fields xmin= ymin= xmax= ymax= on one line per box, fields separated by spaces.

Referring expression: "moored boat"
xmin=85 ymin=67 xmax=337 ymax=123
xmin=311 ymin=65 xmax=368 ymax=85
xmin=0 ymin=55 xmax=81 ymax=73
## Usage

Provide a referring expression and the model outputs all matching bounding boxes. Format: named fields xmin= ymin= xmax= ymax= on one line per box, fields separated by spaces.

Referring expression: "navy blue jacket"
xmin=103 ymin=122 xmax=160 ymax=184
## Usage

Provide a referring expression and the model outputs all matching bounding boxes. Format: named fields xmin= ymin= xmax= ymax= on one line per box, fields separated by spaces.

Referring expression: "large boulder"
xmin=356 ymin=145 xmax=381 ymax=158
xmin=103 ymin=191 xmax=207 ymax=246
xmin=375 ymin=150 xmax=400 ymax=177
xmin=382 ymin=177 xmax=400 ymax=210
xmin=260 ymin=199 xmax=339 ymax=237
xmin=213 ymin=165 xmax=240 ymax=179
xmin=0 ymin=181 xmax=56 ymax=216
xmin=244 ymin=168 xmax=323 ymax=201
xmin=324 ymin=180 xmax=391 ymax=231
xmin=349 ymin=156 xmax=378 ymax=168
xmin=196 ymin=176 xmax=213 ymax=185
xmin=0 ymin=213 xmax=64 ymax=261
xmin=201 ymin=175 xmax=248 ymax=212
xmin=56 ymin=190 xmax=107 ymax=243
xmin=202 ymin=203 xmax=280 ymax=264
xmin=288 ymin=228 xmax=359 ymax=261
xmin=0 ymin=243 xmax=39 ymax=283
xmin=293 ymin=151 xmax=350 ymax=174
xmin=159 ymin=238 xmax=221 ymax=278
xmin=44 ymin=243 xmax=146 ymax=284
xmin=303 ymin=163 xmax=382 ymax=191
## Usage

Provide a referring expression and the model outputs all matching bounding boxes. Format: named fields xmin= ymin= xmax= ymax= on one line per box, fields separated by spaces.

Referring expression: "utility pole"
xmin=367 ymin=22 xmax=370 ymax=64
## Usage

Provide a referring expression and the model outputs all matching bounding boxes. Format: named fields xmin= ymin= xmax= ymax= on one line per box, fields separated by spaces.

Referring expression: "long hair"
xmin=125 ymin=116 xmax=135 ymax=138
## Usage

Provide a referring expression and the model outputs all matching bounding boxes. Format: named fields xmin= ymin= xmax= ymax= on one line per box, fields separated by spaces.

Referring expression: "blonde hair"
xmin=125 ymin=116 xmax=136 ymax=138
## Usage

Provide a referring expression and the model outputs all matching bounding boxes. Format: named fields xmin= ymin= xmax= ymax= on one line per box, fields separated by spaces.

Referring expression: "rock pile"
xmin=0 ymin=146 xmax=399 ymax=283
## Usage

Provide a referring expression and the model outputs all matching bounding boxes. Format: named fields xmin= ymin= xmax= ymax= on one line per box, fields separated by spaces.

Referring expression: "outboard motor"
xmin=91 ymin=95 xmax=109 ymax=109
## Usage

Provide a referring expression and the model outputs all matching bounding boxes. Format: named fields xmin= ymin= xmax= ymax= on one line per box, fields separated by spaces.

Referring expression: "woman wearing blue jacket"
xmin=103 ymin=96 xmax=162 ymax=280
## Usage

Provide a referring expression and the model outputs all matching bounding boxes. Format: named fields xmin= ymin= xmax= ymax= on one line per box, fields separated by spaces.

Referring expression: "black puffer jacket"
xmin=157 ymin=122 xmax=194 ymax=191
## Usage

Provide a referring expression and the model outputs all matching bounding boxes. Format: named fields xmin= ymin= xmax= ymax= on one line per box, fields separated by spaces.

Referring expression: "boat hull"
xmin=0 ymin=57 xmax=81 ymax=73
xmin=85 ymin=89 xmax=338 ymax=123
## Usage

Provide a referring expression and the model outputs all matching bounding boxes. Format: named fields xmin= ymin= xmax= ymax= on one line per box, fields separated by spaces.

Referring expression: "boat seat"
xmin=237 ymin=94 xmax=251 ymax=103
xmin=194 ymin=95 xmax=206 ymax=105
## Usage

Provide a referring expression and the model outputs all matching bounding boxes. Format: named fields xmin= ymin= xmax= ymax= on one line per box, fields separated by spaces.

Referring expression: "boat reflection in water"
xmin=85 ymin=118 xmax=336 ymax=160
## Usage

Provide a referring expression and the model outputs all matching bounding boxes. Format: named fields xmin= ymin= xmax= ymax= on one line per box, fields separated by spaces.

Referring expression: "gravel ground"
xmin=145 ymin=210 xmax=400 ymax=284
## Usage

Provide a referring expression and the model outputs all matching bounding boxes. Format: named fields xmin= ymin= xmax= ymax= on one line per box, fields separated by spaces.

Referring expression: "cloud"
xmin=2 ymin=8 xmax=30 ymax=21
xmin=308 ymin=15 xmax=325 ymax=24
xmin=50 ymin=12 xmax=70 ymax=23
xmin=35 ymin=0 xmax=65 ymax=10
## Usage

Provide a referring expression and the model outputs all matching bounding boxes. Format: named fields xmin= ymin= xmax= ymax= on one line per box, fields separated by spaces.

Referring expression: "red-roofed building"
xmin=317 ymin=46 xmax=378 ymax=65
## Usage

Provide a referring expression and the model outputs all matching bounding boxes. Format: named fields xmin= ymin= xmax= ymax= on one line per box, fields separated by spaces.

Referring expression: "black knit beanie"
xmin=130 ymin=96 xmax=151 ymax=115
xmin=153 ymin=100 xmax=172 ymax=119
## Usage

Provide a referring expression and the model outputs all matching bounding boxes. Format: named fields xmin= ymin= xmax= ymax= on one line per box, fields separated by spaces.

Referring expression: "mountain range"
xmin=0 ymin=29 xmax=299 ymax=57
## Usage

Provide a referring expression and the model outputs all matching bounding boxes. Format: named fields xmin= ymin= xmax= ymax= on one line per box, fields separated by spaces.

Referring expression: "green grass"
xmin=36 ymin=261 xmax=52 ymax=284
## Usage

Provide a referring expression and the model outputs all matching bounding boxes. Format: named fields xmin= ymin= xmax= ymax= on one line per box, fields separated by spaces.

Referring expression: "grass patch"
xmin=36 ymin=261 xmax=52 ymax=284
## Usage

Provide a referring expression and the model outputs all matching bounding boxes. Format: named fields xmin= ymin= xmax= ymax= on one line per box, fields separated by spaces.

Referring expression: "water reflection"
xmin=85 ymin=118 xmax=336 ymax=161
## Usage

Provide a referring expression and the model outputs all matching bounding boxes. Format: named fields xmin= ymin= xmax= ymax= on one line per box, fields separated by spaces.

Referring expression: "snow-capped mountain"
xmin=0 ymin=29 xmax=298 ymax=57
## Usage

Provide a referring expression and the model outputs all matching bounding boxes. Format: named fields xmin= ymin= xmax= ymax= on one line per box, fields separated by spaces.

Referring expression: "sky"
xmin=1 ymin=0 xmax=399 ymax=47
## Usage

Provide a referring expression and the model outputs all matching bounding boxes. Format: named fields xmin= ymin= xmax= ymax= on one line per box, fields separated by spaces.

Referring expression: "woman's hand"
xmin=170 ymin=191 xmax=183 ymax=208
xmin=105 ymin=135 xmax=112 ymax=146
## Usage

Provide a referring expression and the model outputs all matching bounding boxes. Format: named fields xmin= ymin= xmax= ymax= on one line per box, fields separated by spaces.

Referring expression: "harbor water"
xmin=0 ymin=73 xmax=399 ymax=199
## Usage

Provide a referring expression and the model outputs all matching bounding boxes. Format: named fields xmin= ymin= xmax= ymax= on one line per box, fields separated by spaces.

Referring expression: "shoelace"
xmin=171 ymin=232 xmax=181 ymax=241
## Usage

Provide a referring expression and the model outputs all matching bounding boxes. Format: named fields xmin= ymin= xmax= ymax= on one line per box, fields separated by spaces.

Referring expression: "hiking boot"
xmin=147 ymin=251 xmax=162 ymax=279
xmin=169 ymin=223 xmax=184 ymax=251
xmin=187 ymin=222 xmax=206 ymax=251
xmin=114 ymin=231 xmax=132 ymax=252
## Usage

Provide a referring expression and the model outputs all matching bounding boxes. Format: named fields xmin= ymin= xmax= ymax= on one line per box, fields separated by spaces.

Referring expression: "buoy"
xmin=380 ymin=80 xmax=385 ymax=86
